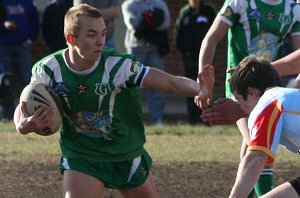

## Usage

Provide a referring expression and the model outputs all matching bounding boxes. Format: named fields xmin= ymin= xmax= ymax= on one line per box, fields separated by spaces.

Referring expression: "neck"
xmin=66 ymin=49 xmax=94 ymax=71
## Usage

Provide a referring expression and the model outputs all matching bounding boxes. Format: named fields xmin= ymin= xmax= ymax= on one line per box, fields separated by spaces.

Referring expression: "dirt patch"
xmin=0 ymin=160 xmax=299 ymax=198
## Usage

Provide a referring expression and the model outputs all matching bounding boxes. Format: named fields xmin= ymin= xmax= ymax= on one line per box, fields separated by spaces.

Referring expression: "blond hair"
xmin=64 ymin=4 xmax=103 ymax=38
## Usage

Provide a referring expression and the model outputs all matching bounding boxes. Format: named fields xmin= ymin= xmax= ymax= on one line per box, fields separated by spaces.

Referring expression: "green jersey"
xmin=218 ymin=0 xmax=300 ymax=97
xmin=31 ymin=48 xmax=150 ymax=162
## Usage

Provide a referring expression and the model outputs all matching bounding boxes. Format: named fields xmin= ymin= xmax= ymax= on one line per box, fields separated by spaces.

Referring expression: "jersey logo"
xmin=131 ymin=61 xmax=142 ymax=73
xmin=279 ymin=14 xmax=291 ymax=25
xmin=249 ymin=9 xmax=262 ymax=21
xmin=221 ymin=7 xmax=232 ymax=18
xmin=95 ymin=83 xmax=114 ymax=96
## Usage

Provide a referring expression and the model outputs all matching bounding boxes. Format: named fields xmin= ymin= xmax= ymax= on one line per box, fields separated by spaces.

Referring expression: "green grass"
xmin=0 ymin=122 xmax=299 ymax=165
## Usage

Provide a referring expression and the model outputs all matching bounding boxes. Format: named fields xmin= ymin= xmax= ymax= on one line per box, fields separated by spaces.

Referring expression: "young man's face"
xmin=233 ymin=88 xmax=260 ymax=115
xmin=73 ymin=16 xmax=106 ymax=63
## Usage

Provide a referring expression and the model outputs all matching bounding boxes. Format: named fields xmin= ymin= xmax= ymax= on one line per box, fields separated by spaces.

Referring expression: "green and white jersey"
xmin=31 ymin=48 xmax=150 ymax=162
xmin=218 ymin=0 xmax=300 ymax=97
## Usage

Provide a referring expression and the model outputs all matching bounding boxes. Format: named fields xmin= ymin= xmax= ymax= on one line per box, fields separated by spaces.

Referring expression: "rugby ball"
xmin=20 ymin=83 xmax=63 ymax=136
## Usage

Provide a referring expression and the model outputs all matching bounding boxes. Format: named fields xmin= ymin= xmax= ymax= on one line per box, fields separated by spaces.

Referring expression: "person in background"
xmin=174 ymin=0 xmax=216 ymax=124
xmin=73 ymin=0 xmax=120 ymax=48
xmin=196 ymin=0 xmax=300 ymax=197
xmin=121 ymin=0 xmax=170 ymax=125
xmin=42 ymin=0 xmax=73 ymax=52
xmin=0 ymin=0 xmax=39 ymax=120
xmin=13 ymin=4 xmax=213 ymax=197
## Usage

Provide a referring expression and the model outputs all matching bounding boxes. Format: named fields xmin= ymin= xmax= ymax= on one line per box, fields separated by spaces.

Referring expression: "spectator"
xmin=0 ymin=0 xmax=39 ymax=120
xmin=121 ymin=0 xmax=170 ymax=125
xmin=174 ymin=0 xmax=216 ymax=124
xmin=41 ymin=0 xmax=73 ymax=52
xmin=73 ymin=0 xmax=120 ymax=48
xmin=196 ymin=0 xmax=300 ymax=197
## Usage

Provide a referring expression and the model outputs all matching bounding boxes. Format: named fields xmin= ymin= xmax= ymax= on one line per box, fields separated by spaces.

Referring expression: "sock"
xmin=254 ymin=168 xmax=273 ymax=196
xmin=247 ymin=189 xmax=255 ymax=198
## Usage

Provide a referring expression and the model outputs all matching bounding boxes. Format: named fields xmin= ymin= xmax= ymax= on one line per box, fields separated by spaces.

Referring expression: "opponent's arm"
xmin=201 ymin=98 xmax=247 ymax=125
xmin=229 ymin=150 xmax=268 ymax=198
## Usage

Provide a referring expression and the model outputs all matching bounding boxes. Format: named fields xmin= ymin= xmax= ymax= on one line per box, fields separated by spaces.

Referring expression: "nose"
xmin=96 ymin=35 xmax=105 ymax=46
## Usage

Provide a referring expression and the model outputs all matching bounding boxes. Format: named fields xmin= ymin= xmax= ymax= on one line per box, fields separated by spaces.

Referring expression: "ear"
xmin=247 ymin=87 xmax=260 ymax=98
xmin=66 ymin=34 xmax=75 ymax=46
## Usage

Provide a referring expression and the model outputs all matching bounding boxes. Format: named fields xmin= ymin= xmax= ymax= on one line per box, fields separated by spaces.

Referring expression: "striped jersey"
xmin=248 ymin=87 xmax=300 ymax=164
xmin=218 ymin=0 xmax=300 ymax=97
xmin=31 ymin=48 xmax=150 ymax=162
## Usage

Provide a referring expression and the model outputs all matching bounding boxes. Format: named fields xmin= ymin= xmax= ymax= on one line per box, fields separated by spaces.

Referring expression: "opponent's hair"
xmin=64 ymin=4 xmax=103 ymax=38
xmin=229 ymin=55 xmax=283 ymax=100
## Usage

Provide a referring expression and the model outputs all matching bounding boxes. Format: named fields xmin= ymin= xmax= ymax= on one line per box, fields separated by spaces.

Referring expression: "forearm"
xmin=198 ymin=17 xmax=227 ymax=73
xmin=272 ymin=49 xmax=300 ymax=76
xmin=229 ymin=152 xmax=266 ymax=198
xmin=143 ymin=68 xmax=199 ymax=97
xmin=14 ymin=104 xmax=32 ymax=135
xmin=198 ymin=37 xmax=216 ymax=73
xmin=170 ymin=76 xmax=199 ymax=97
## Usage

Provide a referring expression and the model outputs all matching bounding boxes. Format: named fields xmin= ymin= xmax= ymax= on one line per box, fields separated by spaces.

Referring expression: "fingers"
xmin=194 ymin=95 xmax=211 ymax=110
xmin=201 ymin=111 xmax=232 ymax=125
xmin=31 ymin=105 xmax=54 ymax=131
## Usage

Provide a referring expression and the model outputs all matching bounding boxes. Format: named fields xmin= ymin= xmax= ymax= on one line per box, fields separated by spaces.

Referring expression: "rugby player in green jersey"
xmin=13 ymin=4 xmax=213 ymax=198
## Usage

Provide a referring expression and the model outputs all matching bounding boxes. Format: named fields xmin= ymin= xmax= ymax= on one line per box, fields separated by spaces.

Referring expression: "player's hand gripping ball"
xmin=20 ymin=83 xmax=63 ymax=136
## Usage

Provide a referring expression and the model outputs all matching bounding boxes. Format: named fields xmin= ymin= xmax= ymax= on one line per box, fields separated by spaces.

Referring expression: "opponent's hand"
xmin=201 ymin=98 xmax=247 ymax=125
xmin=194 ymin=64 xmax=214 ymax=109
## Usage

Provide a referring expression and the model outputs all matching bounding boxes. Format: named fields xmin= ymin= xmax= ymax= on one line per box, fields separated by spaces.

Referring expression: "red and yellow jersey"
xmin=248 ymin=87 xmax=300 ymax=165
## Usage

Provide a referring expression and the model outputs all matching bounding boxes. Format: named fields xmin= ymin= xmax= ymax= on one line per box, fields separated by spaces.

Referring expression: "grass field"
xmin=1 ymin=122 xmax=300 ymax=197
xmin=1 ymin=122 xmax=298 ymax=164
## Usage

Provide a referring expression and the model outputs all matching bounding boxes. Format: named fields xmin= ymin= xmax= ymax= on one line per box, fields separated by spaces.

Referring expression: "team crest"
xmin=279 ymin=14 xmax=291 ymax=25
xmin=95 ymin=83 xmax=114 ymax=96
xmin=54 ymin=82 xmax=69 ymax=97
xmin=131 ymin=61 xmax=142 ymax=73
xmin=249 ymin=9 xmax=262 ymax=21
xmin=221 ymin=7 xmax=232 ymax=18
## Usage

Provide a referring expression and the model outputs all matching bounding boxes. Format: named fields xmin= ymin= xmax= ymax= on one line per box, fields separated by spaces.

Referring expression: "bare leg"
xmin=260 ymin=182 xmax=299 ymax=198
xmin=120 ymin=171 xmax=158 ymax=198
xmin=63 ymin=170 xmax=105 ymax=198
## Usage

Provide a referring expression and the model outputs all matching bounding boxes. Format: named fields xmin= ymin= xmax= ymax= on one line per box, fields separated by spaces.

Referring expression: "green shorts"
xmin=59 ymin=150 xmax=152 ymax=189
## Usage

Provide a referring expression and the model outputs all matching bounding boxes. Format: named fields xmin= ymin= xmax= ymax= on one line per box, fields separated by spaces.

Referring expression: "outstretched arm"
xmin=142 ymin=65 xmax=214 ymax=97
xmin=229 ymin=150 xmax=268 ymax=198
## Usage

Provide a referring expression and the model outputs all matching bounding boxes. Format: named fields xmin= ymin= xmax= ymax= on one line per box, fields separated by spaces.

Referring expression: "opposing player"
xmin=13 ymin=4 xmax=213 ymax=198
xmin=228 ymin=55 xmax=300 ymax=198
xmin=196 ymin=1 xmax=300 ymax=196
